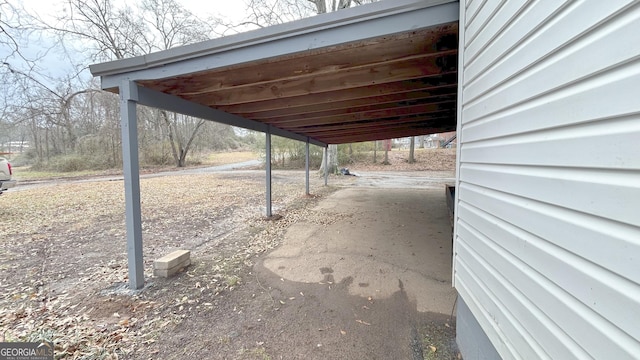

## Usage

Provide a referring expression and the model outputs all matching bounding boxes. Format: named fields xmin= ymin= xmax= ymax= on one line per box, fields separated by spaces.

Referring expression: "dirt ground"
xmin=0 ymin=148 xmax=460 ymax=359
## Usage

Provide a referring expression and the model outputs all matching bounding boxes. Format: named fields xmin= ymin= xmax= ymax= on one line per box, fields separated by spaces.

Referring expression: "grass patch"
xmin=203 ymin=151 xmax=258 ymax=166
xmin=11 ymin=151 xmax=258 ymax=181
xmin=242 ymin=347 xmax=271 ymax=360
xmin=12 ymin=167 xmax=112 ymax=181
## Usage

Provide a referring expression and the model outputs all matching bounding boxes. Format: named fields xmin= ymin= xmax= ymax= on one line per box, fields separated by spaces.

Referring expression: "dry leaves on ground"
xmin=347 ymin=148 xmax=456 ymax=172
xmin=0 ymin=172 xmax=339 ymax=358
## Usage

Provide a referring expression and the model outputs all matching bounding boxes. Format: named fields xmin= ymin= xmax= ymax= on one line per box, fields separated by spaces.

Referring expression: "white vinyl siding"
xmin=454 ymin=0 xmax=640 ymax=359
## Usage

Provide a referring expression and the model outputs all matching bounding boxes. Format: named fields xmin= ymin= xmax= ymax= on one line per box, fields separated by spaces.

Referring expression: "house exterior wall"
xmin=454 ymin=1 xmax=640 ymax=359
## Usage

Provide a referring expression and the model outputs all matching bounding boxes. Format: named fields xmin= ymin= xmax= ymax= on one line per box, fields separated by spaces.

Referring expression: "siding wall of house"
xmin=454 ymin=0 xmax=640 ymax=359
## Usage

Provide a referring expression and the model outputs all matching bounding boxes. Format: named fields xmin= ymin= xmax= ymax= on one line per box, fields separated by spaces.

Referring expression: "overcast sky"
xmin=2 ymin=0 xmax=250 ymax=84
xmin=20 ymin=0 xmax=248 ymax=23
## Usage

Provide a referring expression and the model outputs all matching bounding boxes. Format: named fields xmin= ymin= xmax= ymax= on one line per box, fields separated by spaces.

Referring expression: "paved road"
xmin=11 ymin=159 xmax=262 ymax=192
xmin=12 ymin=163 xmax=455 ymax=193
xmin=159 ymin=159 xmax=261 ymax=175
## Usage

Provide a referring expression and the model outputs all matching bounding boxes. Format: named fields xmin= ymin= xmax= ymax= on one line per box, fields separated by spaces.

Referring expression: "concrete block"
xmin=154 ymin=250 xmax=190 ymax=277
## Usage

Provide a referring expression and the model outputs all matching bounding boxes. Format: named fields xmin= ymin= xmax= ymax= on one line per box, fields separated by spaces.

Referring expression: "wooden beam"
xmin=317 ymin=127 xmax=457 ymax=143
xmin=293 ymin=114 xmax=455 ymax=134
xmin=308 ymin=123 xmax=454 ymax=138
xmin=181 ymin=51 xmax=457 ymax=97
xmin=266 ymin=101 xmax=456 ymax=127
xmin=141 ymin=24 xmax=458 ymax=95
xmin=216 ymin=76 xmax=457 ymax=113
xmin=179 ymin=54 xmax=458 ymax=106
xmin=255 ymin=98 xmax=456 ymax=123
xmin=246 ymin=93 xmax=458 ymax=121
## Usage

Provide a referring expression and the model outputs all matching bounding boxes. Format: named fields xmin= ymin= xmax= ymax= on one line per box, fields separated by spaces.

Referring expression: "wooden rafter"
xmin=134 ymin=20 xmax=459 ymax=144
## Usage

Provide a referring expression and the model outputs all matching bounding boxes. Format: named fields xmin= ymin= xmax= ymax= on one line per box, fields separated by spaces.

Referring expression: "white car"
xmin=0 ymin=157 xmax=16 ymax=194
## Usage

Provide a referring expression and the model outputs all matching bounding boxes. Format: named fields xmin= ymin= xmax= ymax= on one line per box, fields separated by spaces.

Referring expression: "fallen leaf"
xmin=113 ymin=312 xmax=120 ymax=318
xmin=355 ymin=319 xmax=371 ymax=326
xmin=429 ymin=345 xmax=437 ymax=353
xmin=340 ymin=330 xmax=346 ymax=335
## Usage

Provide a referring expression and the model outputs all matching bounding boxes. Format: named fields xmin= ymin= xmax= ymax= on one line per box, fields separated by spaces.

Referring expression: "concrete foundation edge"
xmin=456 ymin=295 xmax=501 ymax=360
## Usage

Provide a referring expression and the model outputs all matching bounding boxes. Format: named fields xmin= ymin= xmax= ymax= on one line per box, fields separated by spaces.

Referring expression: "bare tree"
xmin=307 ymin=0 xmax=368 ymax=13
xmin=140 ymin=0 xmax=211 ymax=167
xmin=140 ymin=0 xmax=213 ymax=51
xmin=45 ymin=0 xmax=146 ymax=62
xmin=158 ymin=111 xmax=205 ymax=167
xmin=1 ymin=0 xmax=42 ymax=120
xmin=241 ymin=0 xmax=316 ymax=27
xmin=44 ymin=0 xmax=221 ymax=167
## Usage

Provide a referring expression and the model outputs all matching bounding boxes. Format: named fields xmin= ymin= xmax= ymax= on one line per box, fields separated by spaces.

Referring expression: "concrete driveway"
xmin=263 ymin=184 xmax=456 ymax=315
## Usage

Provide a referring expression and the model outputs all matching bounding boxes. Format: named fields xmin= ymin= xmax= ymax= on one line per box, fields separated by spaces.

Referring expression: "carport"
xmin=89 ymin=0 xmax=459 ymax=290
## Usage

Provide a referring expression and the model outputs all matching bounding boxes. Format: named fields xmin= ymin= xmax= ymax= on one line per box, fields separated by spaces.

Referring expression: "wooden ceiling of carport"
xmin=137 ymin=22 xmax=459 ymax=145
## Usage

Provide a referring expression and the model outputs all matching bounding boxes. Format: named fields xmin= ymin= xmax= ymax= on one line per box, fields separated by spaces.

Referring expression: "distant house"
xmin=424 ymin=131 xmax=456 ymax=148
xmin=426 ymin=135 xmax=444 ymax=148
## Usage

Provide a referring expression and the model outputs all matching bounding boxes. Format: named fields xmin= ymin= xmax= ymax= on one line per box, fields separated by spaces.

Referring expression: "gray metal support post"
xmin=305 ymin=138 xmax=310 ymax=195
xmin=266 ymin=129 xmax=272 ymax=217
xmin=120 ymin=81 xmax=144 ymax=290
xmin=324 ymin=146 xmax=328 ymax=186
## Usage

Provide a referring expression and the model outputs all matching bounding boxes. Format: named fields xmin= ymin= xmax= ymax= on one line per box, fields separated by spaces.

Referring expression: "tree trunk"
xmin=319 ymin=144 xmax=338 ymax=175
xmin=408 ymin=136 xmax=415 ymax=163
xmin=383 ymin=147 xmax=390 ymax=165
xmin=177 ymin=118 xmax=205 ymax=168
xmin=160 ymin=110 xmax=180 ymax=166
xmin=308 ymin=0 xmax=327 ymax=13
xmin=373 ymin=141 xmax=377 ymax=163
xmin=337 ymin=0 xmax=352 ymax=10
xmin=418 ymin=135 xmax=425 ymax=148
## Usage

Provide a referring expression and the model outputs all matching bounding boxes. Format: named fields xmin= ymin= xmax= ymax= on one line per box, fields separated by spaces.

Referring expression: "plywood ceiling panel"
xmin=137 ymin=22 xmax=458 ymax=144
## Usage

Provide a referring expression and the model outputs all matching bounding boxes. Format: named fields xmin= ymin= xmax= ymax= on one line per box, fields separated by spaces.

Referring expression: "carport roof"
xmin=89 ymin=0 xmax=459 ymax=146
